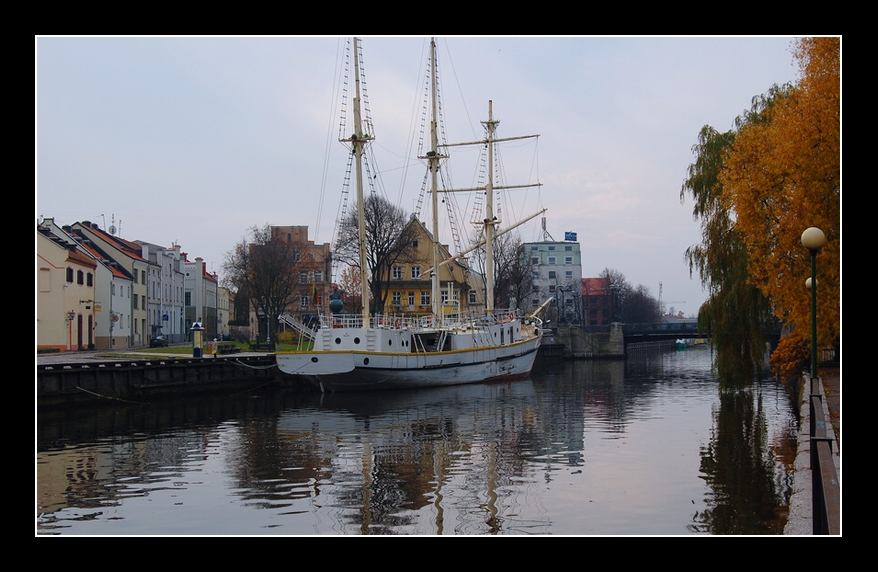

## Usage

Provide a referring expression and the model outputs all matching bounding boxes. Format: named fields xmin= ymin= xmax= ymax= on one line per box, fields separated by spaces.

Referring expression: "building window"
xmin=133 ymin=294 xmax=139 ymax=309
xmin=549 ymin=285 xmax=556 ymax=292
xmin=185 ymin=291 xmax=191 ymax=306
xmin=469 ymin=290 xmax=477 ymax=304
xmin=548 ymin=256 xmax=556 ymax=265
xmin=548 ymin=246 xmax=555 ymax=251
xmin=314 ymin=271 xmax=323 ymax=283
xmin=532 ymin=257 xmax=539 ymax=265
xmin=299 ymin=272 xmax=309 ymax=284
xmin=411 ymin=266 xmax=421 ymax=279
xmin=566 ymin=271 xmax=573 ymax=279
xmin=548 ymin=271 xmax=556 ymax=279
xmin=301 ymin=294 xmax=310 ymax=307
xmin=565 ymin=245 xmax=572 ymax=251
xmin=565 ymin=257 xmax=573 ymax=265
xmin=392 ymin=291 xmax=401 ymax=306
xmin=66 ymin=268 xmax=74 ymax=283
xmin=408 ymin=292 xmax=415 ymax=307
xmin=421 ymin=291 xmax=430 ymax=306
xmin=393 ymin=266 xmax=402 ymax=280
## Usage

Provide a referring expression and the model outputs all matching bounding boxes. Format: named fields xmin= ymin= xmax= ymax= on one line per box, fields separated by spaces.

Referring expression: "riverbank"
xmin=784 ymin=366 xmax=841 ymax=535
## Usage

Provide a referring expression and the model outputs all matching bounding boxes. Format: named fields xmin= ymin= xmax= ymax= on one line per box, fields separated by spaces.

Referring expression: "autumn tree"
xmin=335 ymin=194 xmax=419 ymax=315
xmin=682 ymin=37 xmax=840 ymax=385
xmin=223 ymin=224 xmax=310 ymax=343
xmin=720 ymin=37 xmax=840 ymax=369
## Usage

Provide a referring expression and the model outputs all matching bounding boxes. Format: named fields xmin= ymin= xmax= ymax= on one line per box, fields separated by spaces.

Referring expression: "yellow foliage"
xmin=276 ymin=330 xmax=297 ymax=345
xmin=720 ymin=37 xmax=840 ymax=352
xmin=770 ymin=333 xmax=810 ymax=385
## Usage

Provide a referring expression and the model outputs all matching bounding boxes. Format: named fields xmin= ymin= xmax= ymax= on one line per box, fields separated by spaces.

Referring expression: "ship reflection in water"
xmin=37 ymin=347 xmax=797 ymax=535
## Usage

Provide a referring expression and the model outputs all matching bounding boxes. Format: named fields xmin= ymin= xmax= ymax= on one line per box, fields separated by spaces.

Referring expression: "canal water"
xmin=36 ymin=346 xmax=797 ymax=535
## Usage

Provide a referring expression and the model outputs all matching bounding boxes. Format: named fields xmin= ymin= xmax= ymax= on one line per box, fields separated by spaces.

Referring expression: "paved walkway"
xmin=784 ymin=366 xmax=841 ymax=535
xmin=36 ymin=347 xmax=272 ymax=366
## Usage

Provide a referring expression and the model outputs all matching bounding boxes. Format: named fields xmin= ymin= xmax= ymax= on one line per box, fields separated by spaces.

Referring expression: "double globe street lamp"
xmin=801 ymin=227 xmax=827 ymax=384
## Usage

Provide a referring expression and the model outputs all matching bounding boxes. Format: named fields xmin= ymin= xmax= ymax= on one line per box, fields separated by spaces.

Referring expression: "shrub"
xmin=770 ymin=332 xmax=809 ymax=385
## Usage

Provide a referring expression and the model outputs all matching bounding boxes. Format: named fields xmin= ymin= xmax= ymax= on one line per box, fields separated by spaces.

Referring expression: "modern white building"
xmin=523 ymin=230 xmax=582 ymax=324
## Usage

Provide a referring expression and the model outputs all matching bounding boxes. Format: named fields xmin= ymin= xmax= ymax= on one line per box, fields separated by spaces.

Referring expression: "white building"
xmin=183 ymin=256 xmax=219 ymax=340
xmin=523 ymin=232 xmax=582 ymax=324
xmin=137 ymin=241 xmax=186 ymax=343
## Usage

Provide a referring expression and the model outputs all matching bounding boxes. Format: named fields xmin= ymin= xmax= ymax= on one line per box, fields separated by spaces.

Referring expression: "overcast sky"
xmin=36 ymin=36 xmax=801 ymax=317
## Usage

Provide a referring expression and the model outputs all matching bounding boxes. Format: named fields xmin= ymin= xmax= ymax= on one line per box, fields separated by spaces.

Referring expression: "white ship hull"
xmin=276 ymin=317 xmax=542 ymax=392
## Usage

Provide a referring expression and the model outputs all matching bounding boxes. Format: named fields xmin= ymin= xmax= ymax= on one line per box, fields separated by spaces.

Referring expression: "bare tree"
xmin=223 ymin=224 xmax=309 ymax=343
xmin=600 ymin=267 xmax=631 ymax=322
xmin=597 ymin=268 xmax=661 ymax=323
xmin=335 ymin=194 xmax=418 ymax=315
xmin=468 ymin=231 xmax=533 ymax=312
xmin=623 ymin=284 xmax=662 ymax=323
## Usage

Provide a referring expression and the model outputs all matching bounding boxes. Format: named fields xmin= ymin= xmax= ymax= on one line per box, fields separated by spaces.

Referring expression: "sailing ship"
xmin=276 ymin=38 xmax=548 ymax=392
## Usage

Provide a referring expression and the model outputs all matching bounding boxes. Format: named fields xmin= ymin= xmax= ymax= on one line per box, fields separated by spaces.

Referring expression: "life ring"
xmin=509 ymin=312 xmax=515 ymax=321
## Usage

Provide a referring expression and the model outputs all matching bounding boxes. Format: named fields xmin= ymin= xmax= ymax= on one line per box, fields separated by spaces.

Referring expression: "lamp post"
xmin=801 ymin=227 xmax=826 ymax=383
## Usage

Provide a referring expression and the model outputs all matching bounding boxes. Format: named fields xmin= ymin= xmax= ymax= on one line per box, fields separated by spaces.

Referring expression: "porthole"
xmin=388 ymin=339 xmax=393 ymax=346
xmin=363 ymin=358 xmax=370 ymax=365
xmin=311 ymin=357 xmax=319 ymax=363
xmin=335 ymin=338 xmax=342 ymax=345
xmin=354 ymin=337 xmax=361 ymax=344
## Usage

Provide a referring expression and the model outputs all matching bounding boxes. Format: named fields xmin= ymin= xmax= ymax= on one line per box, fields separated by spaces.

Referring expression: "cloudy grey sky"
xmin=36 ymin=36 xmax=800 ymax=317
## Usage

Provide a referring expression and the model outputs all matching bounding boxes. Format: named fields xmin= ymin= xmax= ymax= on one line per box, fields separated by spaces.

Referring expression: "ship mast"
xmin=426 ymin=38 xmax=447 ymax=320
xmin=483 ymin=101 xmax=499 ymax=315
xmin=349 ymin=37 xmax=373 ymax=327
xmin=421 ymin=39 xmax=542 ymax=318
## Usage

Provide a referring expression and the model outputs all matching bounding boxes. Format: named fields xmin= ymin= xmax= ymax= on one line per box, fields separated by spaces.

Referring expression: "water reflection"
xmin=36 ymin=347 xmax=796 ymax=535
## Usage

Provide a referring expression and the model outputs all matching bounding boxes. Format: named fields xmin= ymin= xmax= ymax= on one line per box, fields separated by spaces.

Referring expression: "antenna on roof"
xmin=541 ymin=217 xmax=555 ymax=241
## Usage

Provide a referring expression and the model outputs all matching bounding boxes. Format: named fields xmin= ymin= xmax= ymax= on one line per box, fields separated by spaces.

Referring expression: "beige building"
xmin=37 ymin=224 xmax=98 ymax=351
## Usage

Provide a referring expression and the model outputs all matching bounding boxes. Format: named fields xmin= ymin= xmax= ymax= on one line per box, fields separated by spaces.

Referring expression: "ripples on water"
xmin=36 ymin=347 xmax=797 ymax=535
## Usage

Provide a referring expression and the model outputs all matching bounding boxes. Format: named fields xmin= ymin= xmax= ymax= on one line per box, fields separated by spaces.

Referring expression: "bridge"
xmin=620 ymin=322 xmax=705 ymax=345
xmin=540 ymin=322 xmax=709 ymax=358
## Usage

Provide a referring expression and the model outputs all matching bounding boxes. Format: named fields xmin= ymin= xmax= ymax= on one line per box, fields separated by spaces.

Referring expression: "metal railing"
xmin=810 ymin=376 xmax=840 ymax=535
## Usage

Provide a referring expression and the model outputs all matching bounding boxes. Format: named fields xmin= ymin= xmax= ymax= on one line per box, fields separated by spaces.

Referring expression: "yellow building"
xmin=379 ymin=217 xmax=480 ymax=318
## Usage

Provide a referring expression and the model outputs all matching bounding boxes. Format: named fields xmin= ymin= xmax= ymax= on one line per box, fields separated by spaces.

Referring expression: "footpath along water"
xmin=37 ymin=347 xmax=800 ymax=535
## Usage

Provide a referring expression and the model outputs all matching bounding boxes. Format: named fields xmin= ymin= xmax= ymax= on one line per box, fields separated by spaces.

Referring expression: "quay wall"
xmin=37 ymin=355 xmax=299 ymax=407
xmin=540 ymin=324 xmax=625 ymax=359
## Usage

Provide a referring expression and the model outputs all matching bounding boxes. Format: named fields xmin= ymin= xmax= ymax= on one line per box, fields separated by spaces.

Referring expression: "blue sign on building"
xmin=564 ymin=232 xmax=577 ymax=241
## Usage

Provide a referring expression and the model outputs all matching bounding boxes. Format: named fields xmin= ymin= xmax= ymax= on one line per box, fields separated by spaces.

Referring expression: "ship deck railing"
xmin=316 ymin=309 xmax=529 ymax=332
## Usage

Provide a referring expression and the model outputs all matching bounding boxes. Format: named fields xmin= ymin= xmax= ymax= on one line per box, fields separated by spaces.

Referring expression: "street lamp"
xmin=801 ymin=227 xmax=826 ymax=383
